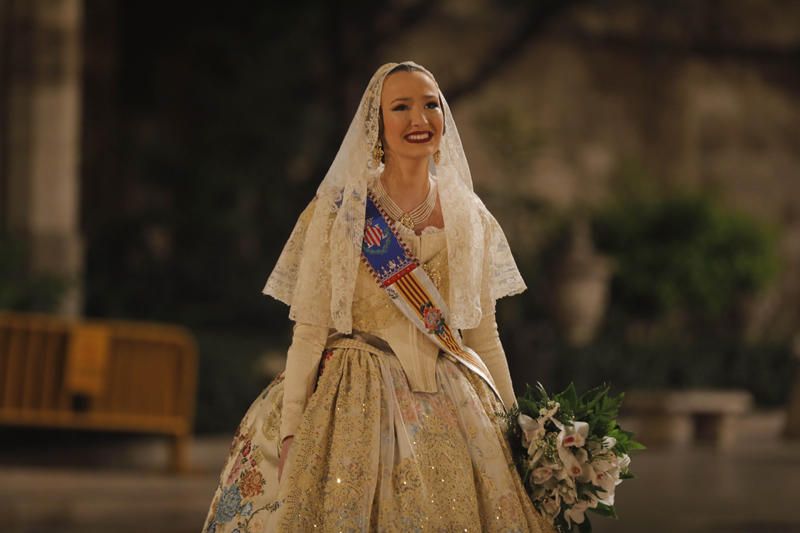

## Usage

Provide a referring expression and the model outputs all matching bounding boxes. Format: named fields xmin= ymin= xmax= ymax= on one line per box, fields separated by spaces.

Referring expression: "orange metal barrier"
xmin=0 ymin=311 xmax=197 ymax=471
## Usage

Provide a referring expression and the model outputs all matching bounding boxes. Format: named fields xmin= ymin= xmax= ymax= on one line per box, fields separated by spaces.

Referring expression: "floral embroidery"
xmin=203 ymin=326 xmax=554 ymax=533
xmin=202 ymin=372 xmax=286 ymax=533
xmin=214 ymin=485 xmax=242 ymax=524
xmin=238 ymin=469 xmax=265 ymax=498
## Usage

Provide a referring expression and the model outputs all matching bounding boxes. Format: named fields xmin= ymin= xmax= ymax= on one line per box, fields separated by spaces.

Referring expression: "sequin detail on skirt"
xmin=203 ymin=338 xmax=554 ymax=533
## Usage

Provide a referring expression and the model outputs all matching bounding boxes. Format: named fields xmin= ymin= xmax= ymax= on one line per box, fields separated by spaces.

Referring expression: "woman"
xmin=203 ymin=61 xmax=554 ymax=533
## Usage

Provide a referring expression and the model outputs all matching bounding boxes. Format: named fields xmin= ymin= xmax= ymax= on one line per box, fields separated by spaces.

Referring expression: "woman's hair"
xmin=387 ymin=63 xmax=427 ymax=76
xmin=377 ymin=63 xmax=446 ymax=152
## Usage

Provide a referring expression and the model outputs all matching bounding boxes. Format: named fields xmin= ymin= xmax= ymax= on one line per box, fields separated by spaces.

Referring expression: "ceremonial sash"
xmin=360 ymin=192 xmax=502 ymax=403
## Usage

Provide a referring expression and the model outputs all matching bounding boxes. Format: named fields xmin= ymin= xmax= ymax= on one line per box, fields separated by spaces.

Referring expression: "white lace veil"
xmin=263 ymin=61 xmax=526 ymax=333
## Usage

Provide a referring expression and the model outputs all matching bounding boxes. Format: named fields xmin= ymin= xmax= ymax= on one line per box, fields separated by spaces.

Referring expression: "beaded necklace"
xmin=373 ymin=176 xmax=437 ymax=230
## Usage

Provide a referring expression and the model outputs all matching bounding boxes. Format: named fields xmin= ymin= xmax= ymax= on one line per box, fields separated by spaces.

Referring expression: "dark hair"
xmin=377 ymin=64 xmax=446 ymax=154
xmin=387 ymin=63 xmax=427 ymax=76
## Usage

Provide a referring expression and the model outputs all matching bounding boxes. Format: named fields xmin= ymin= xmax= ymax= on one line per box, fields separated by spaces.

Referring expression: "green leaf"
xmin=593 ymin=503 xmax=618 ymax=519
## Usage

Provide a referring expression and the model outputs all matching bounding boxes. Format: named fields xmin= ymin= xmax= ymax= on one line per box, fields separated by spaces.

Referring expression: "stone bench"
xmin=623 ymin=389 xmax=753 ymax=449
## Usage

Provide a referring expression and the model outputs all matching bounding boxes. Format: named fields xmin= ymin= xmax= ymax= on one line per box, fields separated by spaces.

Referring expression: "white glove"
xmin=462 ymin=312 xmax=517 ymax=410
xmin=278 ymin=322 xmax=329 ymax=443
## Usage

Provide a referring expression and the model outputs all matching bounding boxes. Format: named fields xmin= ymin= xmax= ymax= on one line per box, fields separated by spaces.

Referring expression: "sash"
xmin=360 ymin=192 xmax=502 ymax=403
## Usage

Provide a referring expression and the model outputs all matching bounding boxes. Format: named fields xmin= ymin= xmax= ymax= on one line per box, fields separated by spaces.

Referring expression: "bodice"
xmin=350 ymin=223 xmax=448 ymax=392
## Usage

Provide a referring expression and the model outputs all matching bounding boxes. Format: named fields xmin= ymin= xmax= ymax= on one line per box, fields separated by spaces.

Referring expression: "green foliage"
xmin=591 ymin=190 xmax=779 ymax=321
xmin=550 ymin=335 xmax=793 ymax=406
xmin=524 ymin=382 xmax=646 ymax=454
xmin=505 ymin=168 xmax=789 ymax=406
xmin=0 ymin=234 xmax=69 ymax=312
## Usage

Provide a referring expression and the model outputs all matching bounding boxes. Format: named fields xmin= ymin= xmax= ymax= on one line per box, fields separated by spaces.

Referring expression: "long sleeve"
xmin=279 ymin=322 xmax=329 ymax=443
xmin=462 ymin=312 xmax=517 ymax=410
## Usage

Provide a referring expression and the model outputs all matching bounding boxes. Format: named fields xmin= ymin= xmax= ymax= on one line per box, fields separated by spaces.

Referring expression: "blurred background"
xmin=1 ymin=0 xmax=799 ymax=531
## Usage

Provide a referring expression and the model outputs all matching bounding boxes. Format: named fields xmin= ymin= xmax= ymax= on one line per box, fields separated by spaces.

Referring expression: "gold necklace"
xmin=373 ymin=176 xmax=436 ymax=230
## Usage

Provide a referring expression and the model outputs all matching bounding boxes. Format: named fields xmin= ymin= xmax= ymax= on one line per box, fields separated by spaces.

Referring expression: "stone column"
xmin=1 ymin=0 xmax=84 ymax=316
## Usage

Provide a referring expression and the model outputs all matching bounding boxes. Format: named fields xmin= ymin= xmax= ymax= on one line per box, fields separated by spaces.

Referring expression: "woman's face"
xmin=379 ymin=70 xmax=443 ymax=164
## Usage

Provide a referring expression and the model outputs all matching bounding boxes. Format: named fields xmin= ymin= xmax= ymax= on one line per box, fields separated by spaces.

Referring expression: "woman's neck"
xmin=380 ymin=157 xmax=430 ymax=211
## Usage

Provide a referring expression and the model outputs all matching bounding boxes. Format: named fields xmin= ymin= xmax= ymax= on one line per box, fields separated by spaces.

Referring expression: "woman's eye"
xmin=425 ymin=102 xmax=440 ymax=109
xmin=392 ymin=104 xmax=408 ymax=111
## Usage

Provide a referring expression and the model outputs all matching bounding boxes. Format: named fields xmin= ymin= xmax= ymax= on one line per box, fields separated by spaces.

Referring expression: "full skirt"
xmin=202 ymin=337 xmax=553 ymax=532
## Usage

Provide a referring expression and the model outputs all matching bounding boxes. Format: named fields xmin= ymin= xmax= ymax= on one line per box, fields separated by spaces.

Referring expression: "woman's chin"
xmin=390 ymin=150 xmax=436 ymax=163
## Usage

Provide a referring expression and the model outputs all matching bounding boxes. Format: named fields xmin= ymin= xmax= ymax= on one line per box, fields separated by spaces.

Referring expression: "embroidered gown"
xmin=202 ymin=205 xmax=554 ymax=533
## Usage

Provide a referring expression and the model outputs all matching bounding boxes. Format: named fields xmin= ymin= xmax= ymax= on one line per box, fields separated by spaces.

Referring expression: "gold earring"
xmin=373 ymin=141 xmax=384 ymax=165
xmin=433 ymin=150 xmax=441 ymax=165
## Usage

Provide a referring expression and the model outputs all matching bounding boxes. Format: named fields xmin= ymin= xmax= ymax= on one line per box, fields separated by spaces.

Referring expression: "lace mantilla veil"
xmin=263 ymin=61 xmax=526 ymax=333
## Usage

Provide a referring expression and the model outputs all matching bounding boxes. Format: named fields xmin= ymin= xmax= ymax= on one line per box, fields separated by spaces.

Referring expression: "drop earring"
xmin=433 ymin=149 xmax=441 ymax=165
xmin=372 ymin=141 xmax=384 ymax=166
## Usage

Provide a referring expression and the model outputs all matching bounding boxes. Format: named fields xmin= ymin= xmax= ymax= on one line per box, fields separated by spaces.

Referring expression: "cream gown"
xmin=202 ymin=223 xmax=554 ymax=533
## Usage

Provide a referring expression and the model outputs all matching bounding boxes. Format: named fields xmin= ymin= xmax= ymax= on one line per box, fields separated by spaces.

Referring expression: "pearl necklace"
xmin=373 ymin=176 xmax=437 ymax=230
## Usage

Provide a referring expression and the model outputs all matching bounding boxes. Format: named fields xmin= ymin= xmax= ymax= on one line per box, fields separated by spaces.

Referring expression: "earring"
xmin=372 ymin=141 xmax=384 ymax=166
xmin=433 ymin=150 xmax=441 ymax=165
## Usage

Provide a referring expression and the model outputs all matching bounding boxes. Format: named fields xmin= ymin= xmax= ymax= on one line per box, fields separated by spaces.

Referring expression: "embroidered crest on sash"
xmin=420 ymin=302 xmax=445 ymax=335
xmin=363 ymin=218 xmax=387 ymax=250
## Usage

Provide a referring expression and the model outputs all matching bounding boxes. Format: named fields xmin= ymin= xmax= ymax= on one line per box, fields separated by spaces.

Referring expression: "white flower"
xmin=558 ymin=481 xmax=577 ymax=505
xmin=564 ymin=500 xmax=590 ymax=527
xmin=561 ymin=421 xmax=589 ymax=448
xmin=553 ymin=461 xmax=570 ymax=481
xmin=593 ymin=454 xmax=625 ymax=506
xmin=541 ymin=492 xmax=561 ymax=518
xmin=527 ymin=442 xmax=545 ymax=466
xmin=518 ymin=414 xmax=546 ymax=447
xmin=537 ymin=402 xmax=561 ymax=430
xmin=595 ymin=471 xmax=617 ymax=505
xmin=583 ymin=490 xmax=600 ymax=509
xmin=532 ymin=466 xmax=554 ymax=484
xmin=602 ymin=435 xmax=617 ymax=449
xmin=557 ymin=440 xmax=584 ymax=478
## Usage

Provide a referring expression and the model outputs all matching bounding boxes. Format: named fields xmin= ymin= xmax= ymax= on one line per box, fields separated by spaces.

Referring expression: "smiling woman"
xmin=380 ymin=67 xmax=443 ymax=163
xmin=201 ymin=61 xmax=555 ymax=533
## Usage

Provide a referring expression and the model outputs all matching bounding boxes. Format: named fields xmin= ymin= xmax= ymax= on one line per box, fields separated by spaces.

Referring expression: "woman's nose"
xmin=410 ymin=106 xmax=429 ymax=127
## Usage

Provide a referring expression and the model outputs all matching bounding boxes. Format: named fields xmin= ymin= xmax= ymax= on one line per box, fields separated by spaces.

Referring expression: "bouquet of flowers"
xmin=505 ymin=382 xmax=645 ymax=532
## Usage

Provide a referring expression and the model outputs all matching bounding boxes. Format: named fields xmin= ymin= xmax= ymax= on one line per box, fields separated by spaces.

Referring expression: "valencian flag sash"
xmin=361 ymin=192 xmax=502 ymax=404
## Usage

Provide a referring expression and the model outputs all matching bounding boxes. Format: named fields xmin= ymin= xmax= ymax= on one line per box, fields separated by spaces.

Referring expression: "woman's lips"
xmin=404 ymin=131 xmax=433 ymax=143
